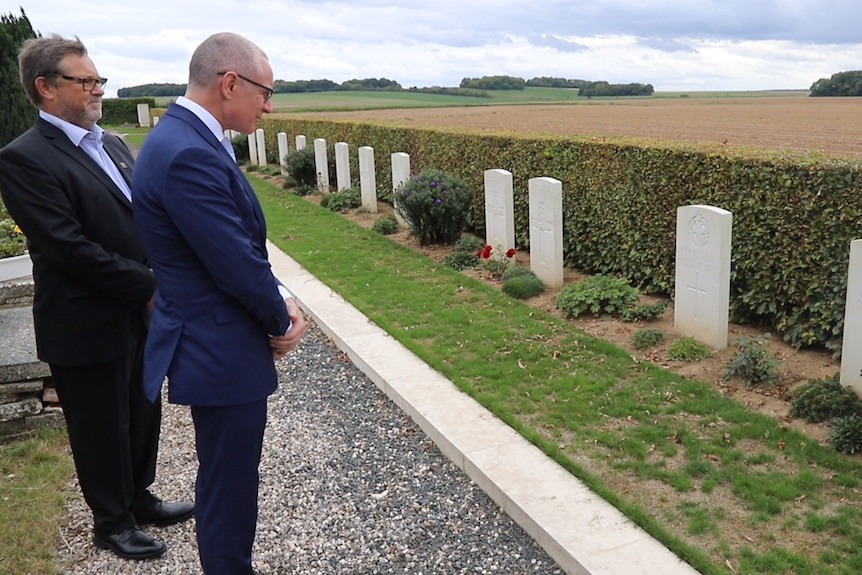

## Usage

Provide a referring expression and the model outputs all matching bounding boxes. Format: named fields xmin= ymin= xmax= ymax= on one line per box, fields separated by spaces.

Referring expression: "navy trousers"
xmin=191 ymin=399 xmax=267 ymax=575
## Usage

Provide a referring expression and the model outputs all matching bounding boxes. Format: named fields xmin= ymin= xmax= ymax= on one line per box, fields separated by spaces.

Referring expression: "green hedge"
xmin=100 ymin=97 xmax=157 ymax=125
xmin=259 ymin=117 xmax=862 ymax=354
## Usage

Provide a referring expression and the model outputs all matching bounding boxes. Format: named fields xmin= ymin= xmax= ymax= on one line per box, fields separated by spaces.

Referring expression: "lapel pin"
xmin=120 ymin=162 xmax=128 ymax=169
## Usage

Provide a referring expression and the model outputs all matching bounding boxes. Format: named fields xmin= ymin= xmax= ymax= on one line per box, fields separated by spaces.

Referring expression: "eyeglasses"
xmin=217 ymin=71 xmax=274 ymax=101
xmin=46 ymin=74 xmax=108 ymax=92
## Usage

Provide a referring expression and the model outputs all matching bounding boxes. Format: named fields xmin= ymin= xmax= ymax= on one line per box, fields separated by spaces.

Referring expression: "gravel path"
xmin=55 ymin=321 xmax=564 ymax=574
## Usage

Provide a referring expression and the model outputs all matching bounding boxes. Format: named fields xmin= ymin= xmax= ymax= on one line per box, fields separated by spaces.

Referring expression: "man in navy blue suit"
xmin=131 ymin=32 xmax=307 ymax=574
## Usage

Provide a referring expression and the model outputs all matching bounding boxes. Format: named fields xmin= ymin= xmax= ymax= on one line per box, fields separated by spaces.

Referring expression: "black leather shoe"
xmin=134 ymin=497 xmax=195 ymax=526
xmin=93 ymin=527 xmax=166 ymax=560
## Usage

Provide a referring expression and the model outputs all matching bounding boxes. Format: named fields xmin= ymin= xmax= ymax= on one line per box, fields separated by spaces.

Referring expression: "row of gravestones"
xmin=135 ymin=105 xmax=862 ymax=398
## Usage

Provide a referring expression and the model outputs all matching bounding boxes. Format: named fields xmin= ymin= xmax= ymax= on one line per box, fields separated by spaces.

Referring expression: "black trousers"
xmin=51 ymin=337 xmax=162 ymax=534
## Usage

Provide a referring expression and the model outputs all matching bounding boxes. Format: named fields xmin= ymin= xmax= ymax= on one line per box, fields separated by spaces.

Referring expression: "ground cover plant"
xmin=254 ymin=176 xmax=862 ymax=575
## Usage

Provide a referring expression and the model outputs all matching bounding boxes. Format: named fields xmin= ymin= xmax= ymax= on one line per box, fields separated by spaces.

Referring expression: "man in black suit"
xmin=0 ymin=35 xmax=193 ymax=560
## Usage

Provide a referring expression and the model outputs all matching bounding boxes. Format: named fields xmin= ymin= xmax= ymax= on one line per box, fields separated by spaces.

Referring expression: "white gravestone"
xmin=335 ymin=142 xmax=351 ymax=191
xmin=255 ymin=128 xmax=266 ymax=166
xmin=295 ymin=135 xmax=306 ymax=151
xmin=136 ymin=103 xmax=150 ymax=128
xmin=528 ymin=177 xmax=564 ymax=288
xmin=840 ymin=239 xmax=862 ymax=397
xmin=359 ymin=146 xmax=378 ymax=212
xmin=277 ymin=132 xmax=289 ymax=175
xmin=314 ymin=138 xmax=329 ymax=192
xmin=484 ymin=169 xmax=515 ymax=253
xmin=152 ymin=116 xmax=159 ymax=126
xmin=391 ymin=152 xmax=411 ymax=226
xmin=673 ymin=205 xmax=732 ymax=350
xmin=248 ymin=134 xmax=258 ymax=166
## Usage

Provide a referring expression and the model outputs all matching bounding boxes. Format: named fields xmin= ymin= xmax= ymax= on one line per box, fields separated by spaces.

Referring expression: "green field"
xmin=154 ymin=87 xmax=808 ymax=113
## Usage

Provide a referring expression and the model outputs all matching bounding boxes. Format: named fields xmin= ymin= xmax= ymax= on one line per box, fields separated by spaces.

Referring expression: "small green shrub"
xmin=828 ymin=415 xmax=862 ymax=454
xmin=395 ymin=168 xmax=474 ymax=245
xmin=555 ymin=274 xmax=639 ymax=319
xmin=790 ymin=373 xmax=861 ymax=423
xmin=371 ymin=214 xmax=399 ymax=235
xmin=621 ymin=300 xmax=670 ymax=323
xmin=501 ymin=265 xmax=533 ymax=281
xmin=452 ymin=235 xmax=485 ymax=254
xmin=501 ymin=273 xmax=545 ymax=299
xmin=722 ymin=334 xmax=781 ymax=387
xmin=284 ymin=147 xmax=317 ymax=187
xmin=633 ymin=328 xmax=665 ymax=350
xmin=293 ymin=184 xmax=316 ymax=197
xmin=320 ymin=187 xmax=361 ymax=213
xmin=444 ymin=251 xmax=480 ymax=271
xmin=667 ymin=337 xmax=711 ymax=361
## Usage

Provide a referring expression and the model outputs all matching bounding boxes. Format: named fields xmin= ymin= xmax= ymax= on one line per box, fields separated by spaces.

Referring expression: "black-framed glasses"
xmin=45 ymin=74 xmax=108 ymax=92
xmin=217 ymin=71 xmax=274 ymax=101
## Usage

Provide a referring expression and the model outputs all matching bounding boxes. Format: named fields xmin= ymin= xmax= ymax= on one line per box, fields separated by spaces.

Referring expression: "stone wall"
xmin=0 ymin=280 xmax=64 ymax=440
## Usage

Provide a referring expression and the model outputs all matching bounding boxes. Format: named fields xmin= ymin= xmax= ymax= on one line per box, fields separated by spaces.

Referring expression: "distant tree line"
xmin=118 ymin=83 xmax=185 ymax=97
xmin=578 ymin=81 xmax=654 ymax=97
xmin=117 ymin=74 xmax=655 ymax=99
xmin=459 ymin=75 xmax=526 ymax=90
xmin=809 ymin=71 xmax=862 ymax=96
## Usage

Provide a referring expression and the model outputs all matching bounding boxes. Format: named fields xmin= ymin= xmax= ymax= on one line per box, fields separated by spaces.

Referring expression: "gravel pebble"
xmin=55 ymin=322 xmax=564 ymax=574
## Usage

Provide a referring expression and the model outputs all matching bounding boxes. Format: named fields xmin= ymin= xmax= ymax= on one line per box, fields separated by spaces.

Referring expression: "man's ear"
xmin=219 ymin=71 xmax=237 ymax=100
xmin=34 ymin=77 xmax=56 ymax=101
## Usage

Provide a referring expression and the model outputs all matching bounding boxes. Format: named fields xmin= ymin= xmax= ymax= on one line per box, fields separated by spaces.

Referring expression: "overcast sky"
xmin=10 ymin=1 xmax=862 ymax=97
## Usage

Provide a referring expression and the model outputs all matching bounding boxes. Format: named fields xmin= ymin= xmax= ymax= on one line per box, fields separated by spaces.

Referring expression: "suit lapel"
xmin=37 ymin=119 xmax=132 ymax=208
xmin=103 ymin=136 xmax=134 ymax=187
xmin=166 ymin=105 xmax=269 ymax=247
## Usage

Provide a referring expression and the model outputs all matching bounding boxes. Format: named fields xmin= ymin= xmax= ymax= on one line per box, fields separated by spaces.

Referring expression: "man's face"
xmin=225 ymin=57 xmax=274 ymax=134
xmin=43 ymin=53 xmax=104 ymax=129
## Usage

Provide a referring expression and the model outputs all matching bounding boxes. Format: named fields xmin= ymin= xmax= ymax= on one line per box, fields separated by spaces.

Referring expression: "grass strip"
xmin=255 ymin=176 xmax=862 ymax=575
xmin=0 ymin=428 xmax=72 ymax=575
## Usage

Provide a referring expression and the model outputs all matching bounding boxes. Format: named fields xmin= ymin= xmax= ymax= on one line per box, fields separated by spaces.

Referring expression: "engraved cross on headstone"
xmin=686 ymin=272 xmax=708 ymax=320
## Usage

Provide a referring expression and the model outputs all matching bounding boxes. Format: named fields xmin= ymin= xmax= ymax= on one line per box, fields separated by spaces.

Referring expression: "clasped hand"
xmin=269 ymin=298 xmax=308 ymax=359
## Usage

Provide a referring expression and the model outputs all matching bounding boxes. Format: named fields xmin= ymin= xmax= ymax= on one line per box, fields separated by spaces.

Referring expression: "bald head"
xmin=187 ymin=32 xmax=268 ymax=91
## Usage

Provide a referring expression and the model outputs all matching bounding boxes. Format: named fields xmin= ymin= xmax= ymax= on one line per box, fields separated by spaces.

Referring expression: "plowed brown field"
xmin=292 ymin=96 xmax=862 ymax=159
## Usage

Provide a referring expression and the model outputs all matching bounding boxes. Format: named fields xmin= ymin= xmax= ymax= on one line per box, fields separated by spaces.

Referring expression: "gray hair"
xmin=187 ymin=32 xmax=268 ymax=89
xmin=18 ymin=34 xmax=87 ymax=106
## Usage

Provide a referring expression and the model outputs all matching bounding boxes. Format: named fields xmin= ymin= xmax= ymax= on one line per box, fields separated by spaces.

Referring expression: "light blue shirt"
xmin=39 ymin=110 xmax=132 ymax=201
xmin=174 ymin=96 xmax=235 ymax=161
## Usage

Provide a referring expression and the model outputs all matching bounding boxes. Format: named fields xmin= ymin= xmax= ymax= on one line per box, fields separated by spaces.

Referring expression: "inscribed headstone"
xmin=391 ymin=152 xmax=410 ymax=226
xmin=247 ymin=134 xmax=258 ymax=166
xmin=314 ymin=138 xmax=329 ymax=191
xmin=136 ymin=103 xmax=150 ymax=128
xmin=840 ymin=239 xmax=862 ymax=397
xmin=484 ymin=169 xmax=515 ymax=253
xmin=673 ymin=205 xmax=732 ymax=350
xmin=528 ymin=177 xmax=564 ymax=288
xmin=255 ymin=128 xmax=266 ymax=166
xmin=296 ymin=135 xmax=306 ymax=151
xmin=335 ymin=142 xmax=351 ymax=191
xmin=359 ymin=146 xmax=378 ymax=212
xmin=277 ymin=132 xmax=289 ymax=175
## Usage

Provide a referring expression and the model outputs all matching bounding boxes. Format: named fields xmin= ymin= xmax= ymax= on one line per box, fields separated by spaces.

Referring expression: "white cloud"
xmin=9 ymin=0 xmax=862 ymax=96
